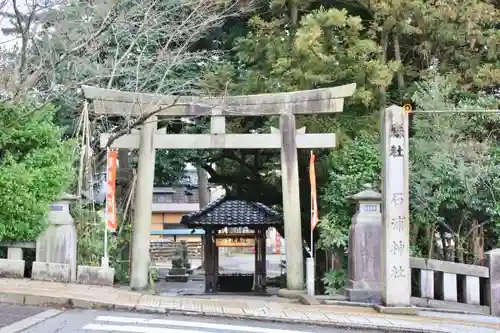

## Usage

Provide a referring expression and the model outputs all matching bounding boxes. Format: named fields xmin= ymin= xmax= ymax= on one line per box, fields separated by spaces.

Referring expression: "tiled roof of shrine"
xmin=180 ymin=196 xmax=282 ymax=228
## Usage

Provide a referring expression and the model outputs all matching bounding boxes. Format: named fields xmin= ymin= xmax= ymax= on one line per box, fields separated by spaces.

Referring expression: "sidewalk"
xmin=0 ymin=279 xmax=498 ymax=333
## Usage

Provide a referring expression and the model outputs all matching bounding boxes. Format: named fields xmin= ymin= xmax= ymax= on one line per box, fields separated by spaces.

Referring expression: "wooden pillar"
xmin=253 ymin=229 xmax=267 ymax=292
xmin=204 ymin=229 xmax=215 ymax=293
xmin=253 ymin=230 xmax=259 ymax=291
xmin=197 ymin=165 xmax=209 ymax=267
xmin=280 ymin=113 xmax=304 ymax=290
xmin=260 ymin=229 xmax=267 ymax=291
xmin=213 ymin=232 xmax=219 ymax=291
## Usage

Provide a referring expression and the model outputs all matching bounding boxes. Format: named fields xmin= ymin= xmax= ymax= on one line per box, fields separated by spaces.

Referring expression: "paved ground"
xmin=0 ymin=303 xmax=46 ymax=328
xmin=20 ymin=309 xmax=374 ymax=333
xmin=1 ymin=279 xmax=499 ymax=333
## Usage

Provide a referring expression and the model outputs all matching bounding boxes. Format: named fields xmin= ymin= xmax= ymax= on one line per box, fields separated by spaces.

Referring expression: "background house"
xmin=149 ymin=163 xmax=226 ymax=242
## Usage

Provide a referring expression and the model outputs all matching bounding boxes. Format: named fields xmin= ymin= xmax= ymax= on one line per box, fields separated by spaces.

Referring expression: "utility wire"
xmin=409 ymin=109 xmax=500 ymax=114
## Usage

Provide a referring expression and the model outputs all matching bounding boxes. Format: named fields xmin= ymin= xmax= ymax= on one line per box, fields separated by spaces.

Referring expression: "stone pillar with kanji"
xmin=380 ymin=105 xmax=411 ymax=307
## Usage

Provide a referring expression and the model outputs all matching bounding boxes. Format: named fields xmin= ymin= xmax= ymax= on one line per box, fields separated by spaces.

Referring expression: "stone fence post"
xmin=345 ymin=184 xmax=382 ymax=304
xmin=486 ymin=249 xmax=500 ymax=316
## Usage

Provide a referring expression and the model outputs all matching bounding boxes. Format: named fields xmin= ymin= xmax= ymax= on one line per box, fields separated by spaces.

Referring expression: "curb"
xmin=158 ymin=310 xmax=443 ymax=333
xmin=0 ymin=292 xmax=451 ymax=333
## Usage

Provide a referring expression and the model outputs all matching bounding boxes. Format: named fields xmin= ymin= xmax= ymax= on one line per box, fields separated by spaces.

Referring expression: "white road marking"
xmin=93 ymin=315 xmax=317 ymax=333
xmin=83 ymin=324 xmax=204 ymax=332
xmin=0 ymin=309 xmax=62 ymax=333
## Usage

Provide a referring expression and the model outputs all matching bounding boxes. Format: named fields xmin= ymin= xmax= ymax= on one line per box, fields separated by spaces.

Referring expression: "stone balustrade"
xmin=410 ymin=250 xmax=500 ymax=316
xmin=0 ymin=193 xmax=114 ymax=286
xmin=0 ymin=241 xmax=114 ymax=286
xmin=0 ymin=241 xmax=36 ymax=278
xmin=345 ymin=184 xmax=500 ymax=317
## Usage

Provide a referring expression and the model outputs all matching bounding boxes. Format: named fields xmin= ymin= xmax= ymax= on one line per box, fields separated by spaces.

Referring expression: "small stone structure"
xmin=0 ymin=193 xmax=115 ymax=286
xmin=166 ymin=242 xmax=189 ymax=282
xmin=0 ymin=242 xmax=35 ymax=278
xmin=76 ymin=265 xmax=115 ymax=286
xmin=32 ymin=262 xmax=71 ymax=282
xmin=35 ymin=193 xmax=78 ymax=282
xmin=345 ymin=184 xmax=382 ymax=303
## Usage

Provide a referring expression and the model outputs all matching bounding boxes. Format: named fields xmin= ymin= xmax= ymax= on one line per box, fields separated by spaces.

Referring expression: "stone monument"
xmin=35 ymin=193 xmax=78 ymax=282
xmin=166 ymin=242 xmax=189 ymax=282
xmin=380 ymin=105 xmax=411 ymax=306
xmin=345 ymin=184 xmax=382 ymax=303
xmin=180 ymin=240 xmax=191 ymax=271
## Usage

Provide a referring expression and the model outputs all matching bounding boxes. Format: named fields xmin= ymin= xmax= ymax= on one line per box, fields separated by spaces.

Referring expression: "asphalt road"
xmin=0 ymin=303 xmax=47 ymax=329
xmin=1 ymin=304 xmax=379 ymax=333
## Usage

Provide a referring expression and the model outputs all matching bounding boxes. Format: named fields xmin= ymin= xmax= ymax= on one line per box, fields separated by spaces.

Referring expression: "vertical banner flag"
xmin=309 ymin=151 xmax=318 ymax=231
xmin=106 ymin=149 xmax=118 ymax=231
xmin=275 ymin=231 xmax=281 ymax=254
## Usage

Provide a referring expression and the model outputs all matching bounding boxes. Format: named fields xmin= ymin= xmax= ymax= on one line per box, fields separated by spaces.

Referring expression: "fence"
xmin=0 ymin=241 xmax=114 ymax=286
xmin=150 ymin=240 xmax=202 ymax=262
xmin=410 ymin=255 xmax=497 ymax=315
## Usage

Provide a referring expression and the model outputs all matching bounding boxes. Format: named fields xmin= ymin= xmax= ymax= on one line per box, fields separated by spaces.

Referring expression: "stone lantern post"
xmin=35 ymin=193 xmax=79 ymax=282
xmin=345 ymin=184 xmax=382 ymax=304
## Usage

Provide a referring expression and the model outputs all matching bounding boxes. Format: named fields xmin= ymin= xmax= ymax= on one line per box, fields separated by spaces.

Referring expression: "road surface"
xmin=0 ymin=303 xmax=379 ymax=333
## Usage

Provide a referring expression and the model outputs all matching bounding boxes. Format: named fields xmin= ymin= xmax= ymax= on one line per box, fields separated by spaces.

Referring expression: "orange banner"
xmin=309 ymin=152 xmax=318 ymax=231
xmin=106 ymin=149 xmax=118 ymax=231
xmin=275 ymin=231 xmax=281 ymax=254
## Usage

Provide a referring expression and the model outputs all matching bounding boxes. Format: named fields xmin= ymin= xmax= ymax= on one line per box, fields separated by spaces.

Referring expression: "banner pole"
xmin=102 ymin=148 xmax=109 ymax=268
xmin=307 ymin=150 xmax=315 ymax=296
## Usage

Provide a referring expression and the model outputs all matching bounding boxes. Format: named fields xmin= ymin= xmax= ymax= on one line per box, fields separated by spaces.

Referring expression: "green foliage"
xmin=322 ymin=269 xmax=347 ymax=295
xmin=295 ymin=8 xmax=399 ymax=104
xmin=318 ymin=134 xmax=381 ymax=251
xmin=410 ymin=74 xmax=500 ymax=259
xmin=112 ymin=223 xmax=133 ymax=284
xmin=0 ymin=103 xmax=74 ymax=241
xmin=74 ymin=205 xmax=111 ymax=266
xmin=206 ymin=8 xmax=396 ymax=105
xmin=73 ymin=204 xmax=133 ymax=284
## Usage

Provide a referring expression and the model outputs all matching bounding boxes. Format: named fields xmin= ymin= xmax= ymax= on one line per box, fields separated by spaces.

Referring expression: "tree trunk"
xmin=379 ymin=30 xmax=389 ymax=108
xmin=470 ymin=219 xmax=484 ymax=265
xmin=197 ymin=164 xmax=210 ymax=267
xmin=426 ymin=226 xmax=435 ymax=259
xmin=410 ymin=223 xmax=419 ymax=247
xmin=392 ymin=33 xmax=405 ymax=99
xmin=116 ymin=149 xmax=130 ymax=203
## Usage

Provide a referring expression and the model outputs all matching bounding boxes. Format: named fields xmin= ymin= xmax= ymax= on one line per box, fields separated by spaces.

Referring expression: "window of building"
xmin=153 ymin=193 xmax=173 ymax=203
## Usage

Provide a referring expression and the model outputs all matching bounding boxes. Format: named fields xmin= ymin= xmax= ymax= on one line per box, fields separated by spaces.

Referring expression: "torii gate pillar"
xmin=279 ymin=113 xmax=303 ymax=290
xmin=129 ymin=117 xmax=157 ymax=290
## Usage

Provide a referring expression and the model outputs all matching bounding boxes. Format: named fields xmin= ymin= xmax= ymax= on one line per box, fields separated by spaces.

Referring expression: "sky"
xmin=0 ymin=1 xmax=19 ymax=49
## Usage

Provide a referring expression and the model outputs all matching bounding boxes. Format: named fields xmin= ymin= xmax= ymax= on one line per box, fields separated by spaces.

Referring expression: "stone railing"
xmin=0 ymin=241 xmax=36 ymax=278
xmin=0 ymin=240 xmax=114 ymax=286
xmin=150 ymin=240 xmax=202 ymax=262
xmin=410 ymin=250 xmax=499 ymax=316
xmin=0 ymin=193 xmax=114 ymax=286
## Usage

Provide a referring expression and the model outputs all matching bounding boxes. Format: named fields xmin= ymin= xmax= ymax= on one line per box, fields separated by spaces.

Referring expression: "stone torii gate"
xmin=82 ymin=84 xmax=356 ymax=291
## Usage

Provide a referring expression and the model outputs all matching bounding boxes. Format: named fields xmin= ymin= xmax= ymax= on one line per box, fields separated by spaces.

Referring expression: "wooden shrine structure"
xmin=180 ymin=196 xmax=282 ymax=293
xmin=82 ymin=83 xmax=356 ymax=291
